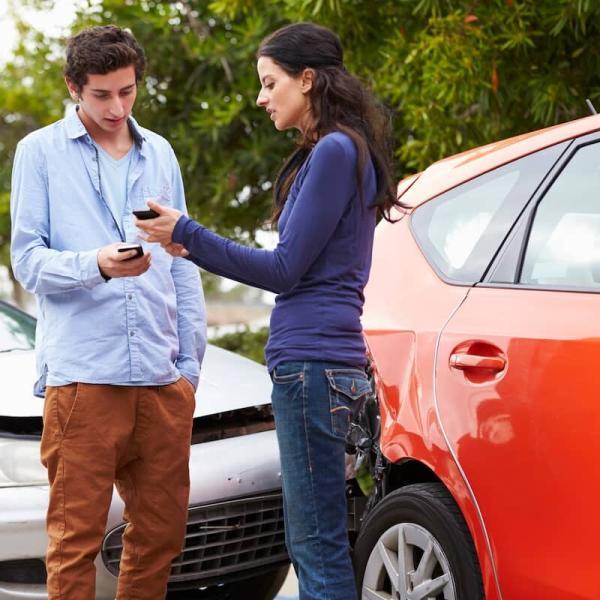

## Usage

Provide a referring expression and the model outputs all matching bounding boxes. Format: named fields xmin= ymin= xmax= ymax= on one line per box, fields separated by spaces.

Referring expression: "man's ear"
xmin=65 ymin=77 xmax=80 ymax=102
xmin=301 ymin=68 xmax=315 ymax=94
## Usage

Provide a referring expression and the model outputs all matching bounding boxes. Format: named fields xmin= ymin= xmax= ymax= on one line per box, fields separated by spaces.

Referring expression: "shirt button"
xmin=129 ymin=330 xmax=135 ymax=336
xmin=127 ymin=294 xmax=133 ymax=300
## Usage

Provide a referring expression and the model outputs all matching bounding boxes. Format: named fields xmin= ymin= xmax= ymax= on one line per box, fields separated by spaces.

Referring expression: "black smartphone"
xmin=133 ymin=209 xmax=159 ymax=220
xmin=117 ymin=244 xmax=144 ymax=260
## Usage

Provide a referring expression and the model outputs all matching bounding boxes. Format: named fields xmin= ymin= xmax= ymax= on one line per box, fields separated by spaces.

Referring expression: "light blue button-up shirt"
xmin=10 ymin=107 xmax=207 ymax=395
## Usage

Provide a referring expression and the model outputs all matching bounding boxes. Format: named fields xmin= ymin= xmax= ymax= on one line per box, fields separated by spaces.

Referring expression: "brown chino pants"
xmin=40 ymin=379 xmax=196 ymax=599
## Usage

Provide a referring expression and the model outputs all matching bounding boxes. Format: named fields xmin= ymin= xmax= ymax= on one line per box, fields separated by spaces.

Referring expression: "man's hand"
xmin=97 ymin=242 xmax=152 ymax=279
xmin=135 ymin=200 xmax=182 ymax=247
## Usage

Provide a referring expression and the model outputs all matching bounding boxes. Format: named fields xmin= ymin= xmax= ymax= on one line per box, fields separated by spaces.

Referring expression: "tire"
xmin=353 ymin=483 xmax=484 ymax=600
xmin=166 ymin=565 xmax=290 ymax=600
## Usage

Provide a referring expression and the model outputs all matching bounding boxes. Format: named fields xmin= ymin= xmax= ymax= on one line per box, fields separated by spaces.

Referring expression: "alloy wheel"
xmin=361 ymin=522 xmax=455 ymax=600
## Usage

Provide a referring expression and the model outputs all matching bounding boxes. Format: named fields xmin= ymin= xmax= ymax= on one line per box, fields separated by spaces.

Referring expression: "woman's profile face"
xmin=256 ymin=56 xmax=313 ymax=133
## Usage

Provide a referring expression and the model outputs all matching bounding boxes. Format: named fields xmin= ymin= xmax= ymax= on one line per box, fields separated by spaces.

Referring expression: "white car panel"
xmin=0 ymin=301 xmax=285 ymax=599
xmin=0 ymin=344 xmax=272 ymax=419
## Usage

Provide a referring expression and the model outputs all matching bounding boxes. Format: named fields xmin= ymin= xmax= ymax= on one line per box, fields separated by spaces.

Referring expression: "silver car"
xmin=0 ymin=300 xmax=288 ymax=599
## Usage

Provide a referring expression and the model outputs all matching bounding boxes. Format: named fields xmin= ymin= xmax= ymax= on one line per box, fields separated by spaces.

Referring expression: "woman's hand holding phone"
xmin=134 ymin=200 xmax=183 ymax=249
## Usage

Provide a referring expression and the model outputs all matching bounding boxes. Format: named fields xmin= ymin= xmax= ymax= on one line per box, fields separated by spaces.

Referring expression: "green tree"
xmin=2 ymin=0 xmax=600 ymax=278
xmin=211 ymin=325 xmax=269 ymax=364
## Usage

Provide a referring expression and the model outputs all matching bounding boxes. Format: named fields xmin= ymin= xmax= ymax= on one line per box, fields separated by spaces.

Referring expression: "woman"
xmin=137 ymin=22 xmax=397 ymax=600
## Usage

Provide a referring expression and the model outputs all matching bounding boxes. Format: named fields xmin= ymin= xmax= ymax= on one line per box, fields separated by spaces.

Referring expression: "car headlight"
xmin=0 ymin=437 xmax=47 ymax=487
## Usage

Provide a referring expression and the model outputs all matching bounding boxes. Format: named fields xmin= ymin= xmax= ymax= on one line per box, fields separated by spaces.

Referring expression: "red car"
xmin=349 ymin=114 xmax=600 ymax=600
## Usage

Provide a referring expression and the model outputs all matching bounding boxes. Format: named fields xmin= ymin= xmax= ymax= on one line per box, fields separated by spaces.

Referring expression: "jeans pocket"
xmin=272 ymin=362 xmax=305 ymax=384
xmin=326 ymin=368 xmax=372 ymax=439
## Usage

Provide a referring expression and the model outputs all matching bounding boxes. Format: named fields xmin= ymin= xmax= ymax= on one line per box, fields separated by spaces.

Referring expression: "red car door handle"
xmin=450 ymin=353 xmax=506 ymax=371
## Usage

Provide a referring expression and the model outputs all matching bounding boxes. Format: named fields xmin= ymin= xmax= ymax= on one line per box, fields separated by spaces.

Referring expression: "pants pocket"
xmin=51 ymin=383 xmax=82 ymax=437
xmin=165 ymin=379 xmax=196 ymax=424
xmin=326 ymin=368 xmax=372 ymax=439
xmin=178 ymin=376 xmax=196 ymax=401
xmin=272 ymin=362 xmax=305 ymax=384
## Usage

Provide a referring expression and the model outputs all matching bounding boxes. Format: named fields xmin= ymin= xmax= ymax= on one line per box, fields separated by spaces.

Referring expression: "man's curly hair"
xmin=64 ymin=25 xmax=145 ymax=91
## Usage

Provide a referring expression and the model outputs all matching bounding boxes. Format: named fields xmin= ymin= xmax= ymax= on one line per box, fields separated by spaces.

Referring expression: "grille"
xmin=102 ymin=492 xmax=288 ymax=583
xmin=0 ymin=559 xmax=47 ymax=584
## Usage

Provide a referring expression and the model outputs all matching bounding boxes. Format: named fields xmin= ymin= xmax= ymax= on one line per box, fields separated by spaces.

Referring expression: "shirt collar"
xmin=65 ymin=105 xmax=146 ymax=148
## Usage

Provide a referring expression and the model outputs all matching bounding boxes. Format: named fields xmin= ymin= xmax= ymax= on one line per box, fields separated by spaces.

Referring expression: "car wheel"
xmin=353 ymin=483 xmax=483 ymax=600
xmin=166 ymin=565 xmax=289 ymax=600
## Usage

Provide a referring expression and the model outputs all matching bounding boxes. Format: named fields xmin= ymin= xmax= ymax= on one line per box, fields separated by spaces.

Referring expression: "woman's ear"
xmin=301 ymin=68 xmax=315 ymax=94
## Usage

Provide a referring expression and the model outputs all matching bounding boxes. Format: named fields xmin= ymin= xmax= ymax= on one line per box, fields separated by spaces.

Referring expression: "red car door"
xmin=435 ymin=137 xmax=600 ymax=599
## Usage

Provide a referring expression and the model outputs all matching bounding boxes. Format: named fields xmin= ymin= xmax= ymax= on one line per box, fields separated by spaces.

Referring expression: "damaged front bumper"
xmin=345 ymin=372 xmax=388 ymax=537
xmin=0 ymin=425 xmax=282 ymax=599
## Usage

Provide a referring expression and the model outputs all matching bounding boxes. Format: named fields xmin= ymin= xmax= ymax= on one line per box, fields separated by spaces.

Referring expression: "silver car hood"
xmin=0 ymin=344 xmax=272 ymax=418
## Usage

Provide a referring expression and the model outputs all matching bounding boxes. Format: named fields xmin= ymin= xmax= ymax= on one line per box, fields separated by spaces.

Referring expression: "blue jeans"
xmin=271 ymin=361 xmax=372 ymax=600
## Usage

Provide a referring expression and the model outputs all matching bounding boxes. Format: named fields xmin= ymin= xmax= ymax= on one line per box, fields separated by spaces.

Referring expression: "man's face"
xmin=66 ymin=65 xmax=137 ymax=137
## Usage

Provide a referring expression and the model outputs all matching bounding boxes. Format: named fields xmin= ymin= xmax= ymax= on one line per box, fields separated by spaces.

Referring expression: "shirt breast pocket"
xmin=127 ymin=183 xmax=174 ymax=243
xmin=133 ymin=182 xmax=173 ymax=211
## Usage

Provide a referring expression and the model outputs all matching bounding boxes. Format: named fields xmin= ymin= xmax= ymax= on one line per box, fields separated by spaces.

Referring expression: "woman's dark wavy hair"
xmin=257 ymin=22 xmax=398 ymax=224
xmin=64 ymin=25 xmax=145 ymax=92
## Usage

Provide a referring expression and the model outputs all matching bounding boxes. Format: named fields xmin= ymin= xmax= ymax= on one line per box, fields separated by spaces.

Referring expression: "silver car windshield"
xmin=0 ymin=302 xmax=35 ymax=352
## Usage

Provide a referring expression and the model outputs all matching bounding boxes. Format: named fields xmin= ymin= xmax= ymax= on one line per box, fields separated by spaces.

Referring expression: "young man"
xmin=10 ymin=26 xmax=206 ymax=598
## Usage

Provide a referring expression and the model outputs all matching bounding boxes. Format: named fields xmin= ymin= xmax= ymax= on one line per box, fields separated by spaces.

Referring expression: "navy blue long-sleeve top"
xmin=172 ymin=131 xmax=377 ymax=371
